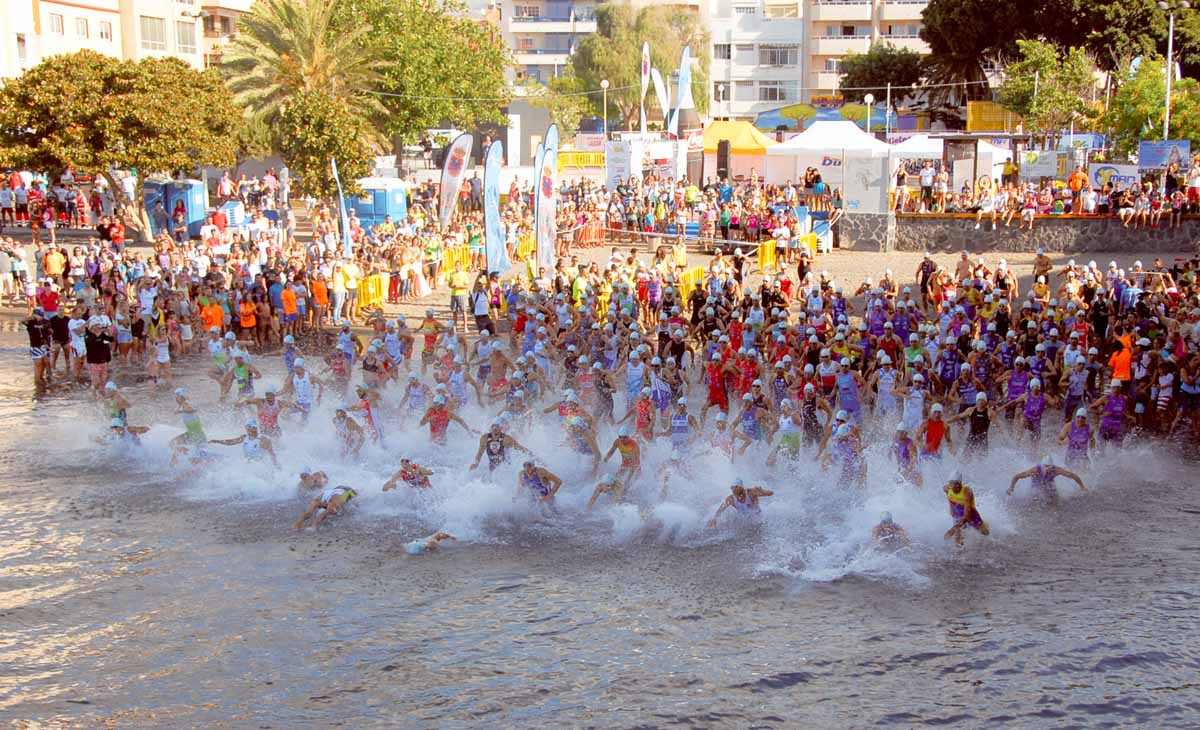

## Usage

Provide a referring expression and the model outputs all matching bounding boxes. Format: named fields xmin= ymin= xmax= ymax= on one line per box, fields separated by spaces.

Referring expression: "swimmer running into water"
xmin=586 ymin=473 xmax=626 ymax=510
xmin=871 ymin=511 xmax=911 ymax=551
xmin=1007 ymin=455 xmax=1087 ymax=507
xmin=707 ymin=480 xmax=773 ymax=528
xmin=294 ymin=484 xmax=358 ymax=529
xmin=943 ymin=472 xmax=990 ymax=546
xmin=383 ymin=458 xmax=434 ymax=490
xmin=516 ymin=460 xmax=563 ymax=504
xmin=405 ymin=532 xmax=457 ymax=555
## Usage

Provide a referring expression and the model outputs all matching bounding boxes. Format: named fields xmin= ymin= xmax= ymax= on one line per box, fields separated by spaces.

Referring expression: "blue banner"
xmin=330 ymin=157 xmax=352 ymax=257
xmin=484 ymin=140 xmax=509 ymax=273
xmin=1138 ymin=140 xmax=1191 ymax=171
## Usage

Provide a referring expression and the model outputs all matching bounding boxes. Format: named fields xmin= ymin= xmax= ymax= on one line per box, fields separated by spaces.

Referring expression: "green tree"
xmin=332 ymin=0 xmax=512 ymax=143
xmin=1085 ymin=0 xmax=1200 ymax=74
xmin=220 ymin=0 xmax=387 ymax=128
xmin=920 ymin=0 xmax=1089 ymax=104
xmin=526 ymin=75 xmax=593 ymax=139
xmin=1104 ymin=57 xmax=1200 ymax=156
xmin=279 ymin=91 xmax=374 ymax=201
xmin=569 ymin=2 xmax=709 ymax=128
xmin=779 ymin=103 xmax=817 ymax=129
xmin=0 ymin=50 xmax=238 ymax=241
xmin=838 ymin=42 xmax=926 ymax=108
xmin=997 ymin=40 xmax=1098 ymax=142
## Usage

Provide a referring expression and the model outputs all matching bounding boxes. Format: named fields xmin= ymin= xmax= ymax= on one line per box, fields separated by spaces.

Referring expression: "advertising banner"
xmin=1087 ymin=163 xmax=1141 ymax=190
xmin=651 ymin=68 xmax=669 ymax=128
xmin=437 ymin=132 xmax=473 ymax=231
xmin=640 ymin=42 xmax=650 ymax=136
xmin=667 ymin=46 xmax=690 ymax=138
xmin=484 ymin=140 xmax=510 ymax=272
xmin=330 ymin=157 xmax=352 ymax=257
xmin=1019 ymin=149 xmax=1063 ymax=179
xmin=605 ymin=140 xmax=636 ymax=190
xmin=535 ymin=124 xmax=559 ymax=273
xmin=1137 ymin=140 xmax=1190 ymax=171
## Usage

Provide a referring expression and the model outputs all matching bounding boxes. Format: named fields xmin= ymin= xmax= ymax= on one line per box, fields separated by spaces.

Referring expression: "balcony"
xmin=811 ymin=35 xmax=871 ymax=55
xmin=814 ymin=71 xmax=842 ymax=90
xmin=878 ymin=35 xmax=929 ymax=52
xmin=515 ymin=49 xmax=572 ymax=67
xmin=507 ymin=16 xmax=596 ymax=34
xmin=881 ymin=1 xmax=926 ymax=20
xmin=810 ymin=1 xmax=872 ymax=21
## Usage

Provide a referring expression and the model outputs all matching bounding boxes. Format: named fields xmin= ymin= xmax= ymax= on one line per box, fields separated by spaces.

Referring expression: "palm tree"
xmin=220 ymin=0 xmax=386 ymax=125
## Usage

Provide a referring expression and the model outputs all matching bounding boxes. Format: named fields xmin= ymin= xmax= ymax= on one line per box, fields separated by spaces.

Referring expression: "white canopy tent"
xmin=763 ymin=121 xmax=891 ymax=186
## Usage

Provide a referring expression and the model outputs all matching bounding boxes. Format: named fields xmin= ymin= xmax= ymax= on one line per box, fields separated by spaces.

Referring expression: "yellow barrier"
xmin=558 ymin=151 xmax=605 ymax=170
xmin=797 ymin=232 xmax=818 ymax=257
xmin=516 ymin=233 xmax=535 ymax=262
xmin=677 ymin=266 xmax=705 ymax=305
xmin=441 ymin=244 xmax=470 ymax=272
xmin=757 ymin=240 xmax=778 ymax=274
xmin=358 ymin=274 xmax=386 ymax=311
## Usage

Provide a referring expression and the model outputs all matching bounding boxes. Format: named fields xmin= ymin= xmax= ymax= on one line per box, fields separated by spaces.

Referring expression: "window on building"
xmin=759 ymin=80 xmax=797 ymax=102
xmin=75 ymin=18 xmax=88 ymax=37
xmin=759 ymin=44 xmax=798 ymax=66
xmin=515 ymin=5 xmax=541 ymax=17
xmin=49 ymin=14 xmax=65 ymax=35
xmin=99 ymin=21 xmax=112 ymax=40
xmin=764 ymin=3 xmax=799 ymax=18
xmin=140 ymin=16 xmax=167 ymax=50
xmin=733 ymin=80 xmax=755 ymax=102
xmin=203 ymin=53 xmax=222 ymax=69
xmin=517 ymin=37 xmax=534 ymax=50
xmin=734 ymin=5 xmax=758 ymax=15
xmin=176 ymin=21 xmax=196 ymax=54
xmin=714 ymin=44 xmax=731 ymax=60
xmin=220 ymin=17 xmax=235 ymax=35
xmin=16 ymin=34 xmax=27 ymax=62
xmin=203 ymin=15 xmax=216 ymax=35
xmin=734 ymin=43 xmax=756 ymax=65
xmin=823 ymin=58 xmax=841 ymax=72
xmin=841 ymin=25 xmax=856 ymax=36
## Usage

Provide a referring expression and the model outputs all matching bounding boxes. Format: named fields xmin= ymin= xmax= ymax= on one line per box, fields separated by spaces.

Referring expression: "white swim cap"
xmin=111 ymin=417 xmax=124 ymax=427
xmin=835 ymin=409 xmax=848 ymax=421
xmin=104 ymin=381 xmax=117 ymax=390
xmin=975 ymin=392 xmax=988 ymax=403
xmin=174 ymin=387 xmax=187 ymax=397
xmin=1075 ymin=407 xmax=1087 ymax=418
xmin=880 ymin=511 xmax=893 ymax=524
xmin=618 ymin=425 xmax=630 ymax=437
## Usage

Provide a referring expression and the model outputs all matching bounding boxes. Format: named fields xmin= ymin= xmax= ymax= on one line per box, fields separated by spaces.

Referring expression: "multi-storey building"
xmin=0 ymin=0 xmax=252 ymax=79
xmin=709 ymin=0 xmax=929 ymax=119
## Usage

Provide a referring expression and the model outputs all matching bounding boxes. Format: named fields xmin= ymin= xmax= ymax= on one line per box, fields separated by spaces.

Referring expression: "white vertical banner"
xmin=330 ymin=157 xmax=352 ymax=257
xmin=650 ymin=68 xmax=669 ymax=130
xmin=535 ymin=124 xmax=559 ymax=273
xmin=437 ymin=132 xmax=473 ymax=231
xmin=640 ymin=42 xmax=651 ymax=136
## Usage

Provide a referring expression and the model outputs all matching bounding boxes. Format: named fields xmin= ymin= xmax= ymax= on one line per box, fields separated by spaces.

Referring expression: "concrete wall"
xmin=843 ymin=214 xmax=1200 ymax=254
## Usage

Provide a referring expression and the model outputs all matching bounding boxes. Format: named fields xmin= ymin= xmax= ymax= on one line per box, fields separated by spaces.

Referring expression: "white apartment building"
xmin=0 ymin=0 xmax=214 ymax=79
xmin=708 ymin=0 xmax=928 ymax=119
xmin=493 ymin=0 xmax=599 ymax=85
xmin=199 ymin=0 xmax=254 ymax=68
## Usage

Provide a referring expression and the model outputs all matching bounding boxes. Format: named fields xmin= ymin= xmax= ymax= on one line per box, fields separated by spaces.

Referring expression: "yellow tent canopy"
xmin=702 ymin=121 xmax=777 ymax=154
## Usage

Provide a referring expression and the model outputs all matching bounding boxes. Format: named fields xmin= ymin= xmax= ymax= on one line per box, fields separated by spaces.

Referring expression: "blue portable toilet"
xmin=343 ymin=177 xmax=408 ymax=231
xmin=143 ymin=180 xmax=168 ymax=236
xmin=219 ymin=200 xmax=247 ymax=233
xmin=165 ymin=179 xmax=209 ymax=238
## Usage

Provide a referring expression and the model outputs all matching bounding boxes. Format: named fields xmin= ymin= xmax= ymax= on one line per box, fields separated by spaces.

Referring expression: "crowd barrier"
xmin=358 ymin=274 xmax=387 ymax=311
xmin=677 ymin=266 xmax=706 ymax=304
xmin=441 ymin=244 xmax=470 ymax=272
xmin=757 ymin=240 xmax=777 ymax=274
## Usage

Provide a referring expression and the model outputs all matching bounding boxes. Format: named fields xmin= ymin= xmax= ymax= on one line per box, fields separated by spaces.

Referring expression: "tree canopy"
xmin=0 ymin=50 xmax=238 ymax=239
xmin=331 ymin=0 xmax=512 ymax=143
xmin=997 ymin=40 xmax=1098 ymax=141
xmin=568 ymin=2 xmax=709 ymax=128
xmin=838 ymin=42 xmax=926 ymax=108
xmin=220 ymin=0 xmax=387 ymax=128
xmin=279 ymin=91 xmax=374 ymax=201
xmin=1104 ymin=56 xmax=1200 ymax=156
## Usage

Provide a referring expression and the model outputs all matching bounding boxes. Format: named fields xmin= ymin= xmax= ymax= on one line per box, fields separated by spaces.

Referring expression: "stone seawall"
xmin=748 ymin=213 xmax=1199 ymax=254
xmin=888 ymin=215 xmax=1200 ymax=254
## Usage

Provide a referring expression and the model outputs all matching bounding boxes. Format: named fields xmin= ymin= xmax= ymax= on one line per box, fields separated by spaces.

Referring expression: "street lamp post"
xmin=600 ymin=79 xmax=609 ymax=139
xmin=1159 ymin=0 xmax=1190 ymax=140
xmin=864 ymin=93 xmax=875 ymax=136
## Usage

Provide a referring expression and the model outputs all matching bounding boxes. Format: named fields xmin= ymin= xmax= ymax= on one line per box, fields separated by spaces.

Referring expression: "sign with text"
xmin=1087 ymin=163 xmax=1141 ymax=190
xmin=1137 ymin=140 xmax=1191 ymax=171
